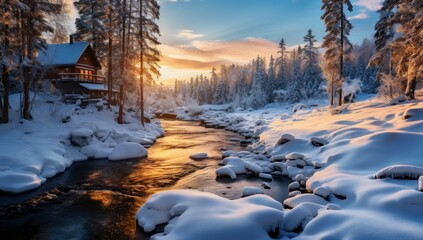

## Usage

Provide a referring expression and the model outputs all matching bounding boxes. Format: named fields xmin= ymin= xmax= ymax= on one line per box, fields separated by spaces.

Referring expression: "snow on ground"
xmin=0 ymin=93 xmax=163 ymax=193
xmin=136 ymin=189 xmax=283 ymax=240
xmin=137 ymin=95 xmax=423 ymax=239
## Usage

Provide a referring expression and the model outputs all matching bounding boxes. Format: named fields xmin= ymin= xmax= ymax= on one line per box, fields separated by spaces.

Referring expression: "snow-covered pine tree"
xmin=266 ymin=55 xmax=276 ymax=102
xmin=368 ymin=3 xmax=395 ymax=98
xmin=213 ymin=79 xmax=226 ymax=105
xmin=276 ymin=38 xmax=288 ymax=90
xmin=137 ymin=0 xmax=161 ymax=126
xmin=284 ymin=47 xmax=303 ymax=103
xmin=321 ymin=0 xmax=353 ymax=106
xmin=248 ymin=56 xmax=268 ymax=109
xmin=74 ymin=0 xmax=107 ymax=61
xmin=375 ymin=0 xmax=422 ymax=99
xmin=20 ymin=0 xmax=63 ymax=119
xmin=302 ymin=29 xmax=323 ymax=99
xmin=0 ymin=1 xmax=24 ymax=123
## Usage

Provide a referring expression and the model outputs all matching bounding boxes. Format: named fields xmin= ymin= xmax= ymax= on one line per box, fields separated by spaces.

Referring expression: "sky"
xmin=66 ymin=0 xmax=384 ymax=84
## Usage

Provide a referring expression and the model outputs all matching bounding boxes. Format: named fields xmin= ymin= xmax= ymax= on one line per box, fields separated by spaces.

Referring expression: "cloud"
xmin=159 ymin=38 xmax=280 ymax=82
xmin=177 ymin=30 xmax=204 ymax=40
xmin=353 ymin=0 xmax=383 ymax=11
xmin=348 ymin=12 xmax=369 ymax=20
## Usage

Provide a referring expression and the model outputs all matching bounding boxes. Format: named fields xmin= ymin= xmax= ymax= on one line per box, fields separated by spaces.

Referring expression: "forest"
xmin=0 ymin=0 xmax=422 ymax=121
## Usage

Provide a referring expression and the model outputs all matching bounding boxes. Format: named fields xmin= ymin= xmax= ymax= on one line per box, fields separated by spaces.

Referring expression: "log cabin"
xmin=37 ymin=37 xmax=116 ymax=98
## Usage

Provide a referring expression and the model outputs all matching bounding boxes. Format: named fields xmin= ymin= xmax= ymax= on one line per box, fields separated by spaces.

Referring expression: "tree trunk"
xmin=339 ymin=0 xmax=344 ymax=107
xmin=107 ymin=0 xmax=113 ymax=106
xmin=23 ymin=2 xmax=34 ymax=120
xmin=405 ymin=61 xmax=417 ymax=100
xmin=118 ymin=84 xmax=123 ymax=124
xmin=1 ymin=66 xmax=9 ymax=123
xmin=139 ymin=0 xmax=145 ymax=127
xmin=1 ymin=23 xmax=10 ymax=123
xmin=121 ymin=0 xmax=127 ymax=86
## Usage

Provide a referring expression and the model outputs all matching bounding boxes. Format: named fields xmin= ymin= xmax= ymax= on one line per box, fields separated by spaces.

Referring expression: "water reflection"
xmin=0 ymin=120 xmax=288 ymax=240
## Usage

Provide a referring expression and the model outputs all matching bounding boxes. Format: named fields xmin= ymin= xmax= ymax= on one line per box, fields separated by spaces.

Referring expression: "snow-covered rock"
xmin=288 ymin=190 xmax=302 ymax=198
xmin=245 ymin=161 xmax=263 ymax=174
xmin=419 ymin=176 xmax=423 ymax=192
xmin=288 ymin=181 xmax=301 ymax=191
xmin=222 ymin=150 xmax=238 ymax=158
xmin=283 ymin=202 xmax=325 ymax=232
xmin=215 ymin=167 xmax=237 ymax=179
xmin=242 ymin=186 xmax=264 ymax=197
xmin=374 ymin=165 xmax=423 ymax=179
xmin=259 ymin=173 xmax=273 ymax=180
xmin=286 ymin=152 xmax=305 ymax=160
xmin=70 ymin=128 xmax=93 ymax=146
xmin=313 ymin=186 xmax=331 ymax=199
xmin=108 ymin=142 xmax=148 ymax=161
xmin=190 ymin=153 xmax=208 ymax=160
xmin=276 ymin=134 xmax=295 ymax=145
xmin=270 ymin=154 xmax=286 ymax=162
xmin=284 ymin=194 xmax=328 ymax=209
xmin=310 ymin=136 xmax=329 ymax=147
xmin=136 ymin=190 xmax=283 ymax=239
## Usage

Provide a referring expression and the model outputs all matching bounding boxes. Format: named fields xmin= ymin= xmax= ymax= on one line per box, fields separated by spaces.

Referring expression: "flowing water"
xmin=0 ymin=120 xmax=290 ymax=240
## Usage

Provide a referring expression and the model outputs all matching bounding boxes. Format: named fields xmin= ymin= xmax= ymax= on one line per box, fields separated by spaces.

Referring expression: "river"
xmin=0 ymin=119 xmax=290 ymax=240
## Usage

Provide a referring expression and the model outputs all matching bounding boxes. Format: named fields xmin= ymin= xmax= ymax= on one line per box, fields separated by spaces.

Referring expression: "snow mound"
xmin=286 ymin=152 xmax=305 ymax=160
xmin=283 ymin=202 xmax=325 ymax=232
xmin=108 ymin=142 xmax=148 ymax=161
xmin=216 ymin=157 xmax=247 ymax=179
xmin=374 ymin=165 xmax=423 ymax=179
xmin=245 ymin=161 xmax=263 ymax=174
xmin=313 ymin=186 xmax=331 ymax=199
xmin=277 ymin=134 xmax=295 ymax=145
xmin=216 ymin=167 xmax=237 ymax=179
xmin=242 ymin=186 xmax=264 ymax=197
xmin=310 ymin=136 xmax=329 ymax=147
xmin=419 ymin=176 xmax=423 ymax=192
xmin=259 ymin=173 xmax=273 ymax=180
xmin=70 ymin=128 xmax=93 ymax=146
xmin=403 ymin=108 xmax=423 ymax=121
xmin=284 ymin=194 xmax=328 ymax=209
xmin=190 ymin=153 xmax=208 ymax=160
xmin=136 ymin=190 xmax=284 ymax=240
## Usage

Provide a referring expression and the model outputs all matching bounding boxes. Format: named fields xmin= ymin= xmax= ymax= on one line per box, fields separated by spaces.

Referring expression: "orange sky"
xmin=158 ymin=37 xmax=280 ymax=83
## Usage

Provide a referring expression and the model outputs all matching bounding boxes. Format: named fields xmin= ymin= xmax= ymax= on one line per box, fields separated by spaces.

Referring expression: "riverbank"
xmin=0 ymin=94 xmax=164 ymax=194
xmin=137 ymin=96 xmax=423 ymax=239
xmin=0 ymin=119 xmax=280 ymax=239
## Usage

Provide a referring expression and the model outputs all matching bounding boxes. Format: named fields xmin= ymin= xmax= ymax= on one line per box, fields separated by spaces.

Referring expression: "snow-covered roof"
xmin=80 ymin=83 xmax=118 ymax=92
xmin=37 ymin=42 xmax=94 ymax=67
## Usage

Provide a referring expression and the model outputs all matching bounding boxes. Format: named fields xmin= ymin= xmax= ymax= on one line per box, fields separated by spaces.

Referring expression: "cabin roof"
xmin=37 ymin=42 xmax=101 ymax=69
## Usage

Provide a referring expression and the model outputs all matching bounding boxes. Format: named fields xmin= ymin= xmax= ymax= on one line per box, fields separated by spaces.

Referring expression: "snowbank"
xmin=108 ymin=142 xmax=148 ymax=161
xmin=0 ymin=93 xmax=163 ymax=193
xmin=136 ymin=190 xmax=283 ymax=240
xmin=137 ymin=96 xmax=423 ymax=239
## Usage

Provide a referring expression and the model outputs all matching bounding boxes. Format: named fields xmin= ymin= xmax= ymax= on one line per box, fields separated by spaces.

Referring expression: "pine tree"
xmin=302 ymin=29 xmax=323 ymax=98
xmin=266 ymin=55 xmax=276 ymax=102
xmin=321 ymin=0 xmax=353 ymax=106
xmin=137 ymin=0 xmax=161 ymax=126
xmin=213 ymin=80 xmax=226 ymax=105
xmin=277 ymin=38 xmax=288 ymax=89
xmin=21 ymin=0 xmax=63 ymax=119
xmin=248 ymin=56 xmax=268 ymax=109
xmin=285 ymin=48 xmax=303 ymax=103
xmin=74 ymin=0 xmax=107 ymax=61
xmin=0 ymin=1 xmax=23 ymax=123
xmin=373 ymin=0 xmax=422 ymax=99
